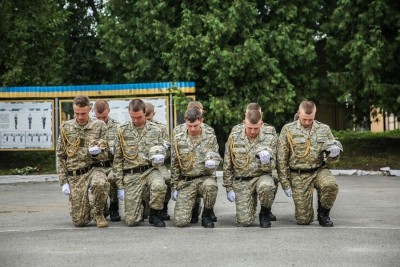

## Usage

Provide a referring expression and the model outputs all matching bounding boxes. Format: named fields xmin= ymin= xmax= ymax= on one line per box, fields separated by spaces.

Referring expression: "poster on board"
xmin=0 ymin=100 xmax=54 ymax=150
xmin=60 ymin=97 xmax=169 ymax=131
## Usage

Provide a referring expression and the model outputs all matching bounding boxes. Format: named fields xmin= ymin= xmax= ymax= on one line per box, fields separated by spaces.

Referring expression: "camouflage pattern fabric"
xmin=147 ymin=120 xmax=171 ymax=204
xmin=173 ymin=177 xmax=217 ymax=227
xmin=171 ymin=124 xmax=220 ymax=227
xmin=105 ymin=117 xmax=119 ymax=203
xmin=233 ymin=175 xmax=275 ymax=226
xmin=277 ymin=120 xmax=340 ymax=224
xmin=223 ymin=123 xmax=277 ymax=226
xmin=56 ymin=118 xmax=110 ymax=226
xmin=123 ymin=168 xmax=167 ymax=226
xmin=112 ymin=120 xmax=167 ymax=225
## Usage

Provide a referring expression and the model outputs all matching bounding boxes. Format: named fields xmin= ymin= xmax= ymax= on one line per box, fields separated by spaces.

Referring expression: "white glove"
xmin=62 ymin=183 xmax=71 ymax=195
xmin=328 ymin=145 xmax=341 ymax=158
xmin=205 ymin=159 xmax=217 ymax=169
xmin=89 ymin=146 xmax=102 ymax=155
xmin=258 ymin=150 xmax=271 ymax=164
xmin=284 ymin=188 xmax=292 ymax=197
xmin=117 ymin=189 xmax=125 ymax=201
xmin=110 ymin=146 xmax=115 ymax=155
xmin=227 ymin=190 xmax=236 ymax=202
xmin=171 ymin=190 xmax=179 ymax=201
xmin=151 ymin=154 xmax=165 ymax=164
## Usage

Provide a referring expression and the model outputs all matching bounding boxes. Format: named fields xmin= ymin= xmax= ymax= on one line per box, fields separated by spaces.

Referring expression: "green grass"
xmin=0 ymin=130 xmax=399 ymax=175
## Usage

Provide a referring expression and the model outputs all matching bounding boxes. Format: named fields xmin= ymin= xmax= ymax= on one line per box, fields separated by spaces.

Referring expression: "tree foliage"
xmin=0 ymin=0 xmax=67 ymax=86
xmin=324 ymin=0 xmax=400 ymax=124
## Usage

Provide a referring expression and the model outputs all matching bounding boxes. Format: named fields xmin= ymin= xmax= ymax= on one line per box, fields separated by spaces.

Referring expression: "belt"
xmin=123 ymin=165 xmax=151 ymax=175
xmin=93 ymin=161 xmax=112 ymax=168
xmin=67 ymin=165 xmax=92 ymax=176
xmin=290 ymin=163 xmax=324 ymax=174
xmin=235 ymin=176 xmax=255 ymax=181
xmin=181 ymin=175 xmax=204 ymax=181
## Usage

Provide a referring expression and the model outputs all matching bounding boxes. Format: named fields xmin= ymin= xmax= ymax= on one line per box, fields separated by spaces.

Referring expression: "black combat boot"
xmin=109 ymin=201 xmax=121 ymax=222
xmin=269 ymin=211 xmax=277 ymax=221
xmin=149 ymin=208 xmax=166 ymax=227
xmin=201 ymin=208 xmax=215 ymax=228
xmin=318 ymin=202 xmax=334 ymax=227
xmin=190 ymin=201 xmax=200 ymax=223
xmin=162 ymin=202 xmax=170 ymax=221
xmin=259 ymin=207 xmax=272 ymax=228
xmin=210 ymin=208 xmax=218 ymax=222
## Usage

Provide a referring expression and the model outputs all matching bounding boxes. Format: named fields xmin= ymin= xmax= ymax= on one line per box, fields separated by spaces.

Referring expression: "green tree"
xmin=0 ymin=0 xmax=67 ymax=86
xmin=61 ymin=0 xmax=112 ymax=84
xmin=98 ymin=0 xmax=325 ymax=135
xmin=324 ymin=0 xmax=400 ymax=128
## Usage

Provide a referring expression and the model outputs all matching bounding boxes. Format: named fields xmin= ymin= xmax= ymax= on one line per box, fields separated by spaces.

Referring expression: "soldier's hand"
xmin=151 ymin=154 xmax=165 ymax=164
xmin=117 ymin=189 xmax=125 ymax=201
xmin=227 ymin=190 xmax=236 ymax=202
xmin=205 ymin=159 xmax=217 ymax=169
xmin=171 ymin=190 xmax=179 ymax=201
xmin=258 ymin=150 xmax=271 ymax=164
xmin=89 ymin=146 xmax=102 ymax=155
xmin=284 ymin=188 xmax=292 ymax=197
xmin=328 ymin=145 xmax=341 ymax=158
xmin=62 ymin=183 xmax=71 ymax=195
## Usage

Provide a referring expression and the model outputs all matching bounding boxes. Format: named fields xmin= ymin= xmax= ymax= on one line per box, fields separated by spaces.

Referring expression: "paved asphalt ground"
xmin=0 ymin=173 xmax=399 ymax=267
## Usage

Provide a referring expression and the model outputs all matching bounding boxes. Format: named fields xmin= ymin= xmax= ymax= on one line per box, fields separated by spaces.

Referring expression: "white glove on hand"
xmin=258 ymin=150 xmax=271 ymax=164
xmin=151 ymin=154 xmax=165 ymax=164
xmin=62 ymin=183 xmax=71 ymax=195
xmin=284 ymin=188 xmax=292 ymax=197
xmin=110 ymin=146 xmax=115 ymax=155
xmin=328 ymin=145 xmax=341 ymax=158
xmin=89 ymin=146 xmax=102 ymax=155
xmin=117 ymin=189 xmax=125 ymax=201
xmin=171 ymin=190 xmax=179 ymax=201
xmin=205 ymin=159 xmax=217 ymax=169
xmin=227 ymin=190 xmax=236 ymax=202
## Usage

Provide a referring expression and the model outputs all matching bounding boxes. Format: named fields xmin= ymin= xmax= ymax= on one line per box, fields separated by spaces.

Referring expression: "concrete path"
xmin=0 ymin=174 xmax=399 ymax=267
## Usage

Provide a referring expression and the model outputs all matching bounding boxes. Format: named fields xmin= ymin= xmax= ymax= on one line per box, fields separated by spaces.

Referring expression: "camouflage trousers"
xmin=158 ymin=165 xmax=171 ymax=203
xmin=123 ymin=168 xmax=166 ymax=226
xmin=68 ymin=167 xmax=110 ymax=226
xmin=173 ymin=176 xmax=218 ymax=227
xmin=290 ymin=168 xmax=339 ymax=225
xmin=232 ymin=174 xmax=275 ymax=227
xmin=105 ymin=167 xmax=118 ymax=203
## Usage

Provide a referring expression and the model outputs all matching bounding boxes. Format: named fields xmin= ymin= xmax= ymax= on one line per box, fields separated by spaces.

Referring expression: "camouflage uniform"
xmin=277 ymin=120 xmax=341 ymax=225
xmin=223 ymin=124 xmax=277 ymax=227
xmin=171 ymin=125 xmax=220 ymax=227
xmin=113 ymin=120 xmax=167 ymax=226
xmin=105 ymin=117 xmax=119 ymax=203
xmin=173 ymin=122 xmax=215 ymax=222
xmin=149 ymin=120 xmax=171 ymax=218
xmin=230 ymin=123 xmax=279 ymax=219
xmin=57 ymin=118 xmax=110 ymax=226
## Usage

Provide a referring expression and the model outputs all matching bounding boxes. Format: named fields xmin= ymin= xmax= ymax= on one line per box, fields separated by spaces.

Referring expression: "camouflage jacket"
xmin=223 ymin=124 xmax=277 ymax=192
xmin=277 ymin=120 xmax=340 ymax=189
xmin=171 ymin=125 xmax=219 ymax=190
xmin=113 ymin=120 xmax=164 ymax=189
xmin=56 ymin=118 xmax=109 ymax=185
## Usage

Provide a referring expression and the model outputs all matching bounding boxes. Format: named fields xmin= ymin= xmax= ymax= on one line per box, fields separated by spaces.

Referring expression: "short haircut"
xmin=145 ymin=102 xmax=155 ymax=117
xmin=246 ymin=102 xmax=261 ymax=112
xmin=129 ymin=99 xmax=146 ymax=112
xmin=245 ymin=109 xmax=261 ymax=124
xmin=187 ymin=101 xmax=203 ymax=110
xmin=73 ymin=95 xmax=90 ymax=107
xmin=94 ymin=100 xmax=109 ymax=113
xmin=185 ymin=108 xmax=202 ymax=123
xmin=299 ymin=100 xmax=316 ymax=114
